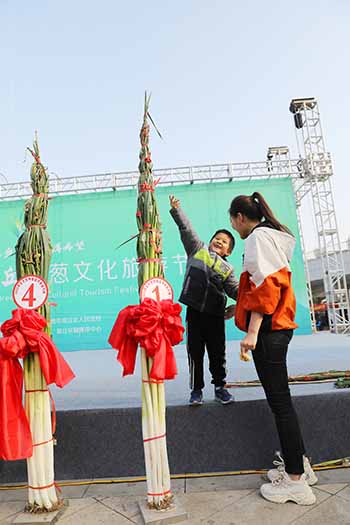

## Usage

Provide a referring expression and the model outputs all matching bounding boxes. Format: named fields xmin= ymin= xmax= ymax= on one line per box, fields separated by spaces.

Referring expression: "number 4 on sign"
xmin=21 ymin=283 xmax=36 ymax=307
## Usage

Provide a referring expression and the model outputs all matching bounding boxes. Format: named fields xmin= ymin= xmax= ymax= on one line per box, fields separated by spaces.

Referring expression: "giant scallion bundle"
xmin=16 ymin=136 xmax=60 ymax=512
xmin=137 ymin=94 xmax=172 ymax=510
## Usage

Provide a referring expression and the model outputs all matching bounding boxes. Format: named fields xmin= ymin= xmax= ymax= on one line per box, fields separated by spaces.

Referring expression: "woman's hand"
xmin=240 ymin=348 xmax=252 ymax=362
xmin=241 ymin=332 xmax=258 ymax=351
xmin=239 ymin=332 xmax=257 ymax=362
xmin=240 ymin=311 xmax=263 ymax=361
xmin=169 ymin=195 xmax=180 ymax=209
xmin=224 ymin=304 xmax=236 ymax=320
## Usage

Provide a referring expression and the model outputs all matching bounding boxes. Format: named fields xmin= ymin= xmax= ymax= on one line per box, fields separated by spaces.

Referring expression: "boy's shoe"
xmin=260 ymin=471 xmax=316 ymax=505
xmin=267 ymin=452 xmax=318 ymax=486
xmin=189 ymin=390 xmax=203 ymax=405
xmin=214 ymin=387 xmax=234 ymax=404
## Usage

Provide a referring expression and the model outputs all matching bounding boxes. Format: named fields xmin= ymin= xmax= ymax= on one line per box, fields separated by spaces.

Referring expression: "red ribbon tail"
xmin=149 ymin=337 xmax=167 ymax=380
xmin=38 ymin=337 xmax=75 ymax=388
xmin=0 ymin=360 xmax=33 ymax=460
xmin=109 ymin=306 xmax=140 ymax=376
xmin=149 ymin=336 xmax=177 ymax=381
xmin=117 ymin=339 xmax=139 ymax=376
xmin=165 ymin=336 xmax=178 ymax=380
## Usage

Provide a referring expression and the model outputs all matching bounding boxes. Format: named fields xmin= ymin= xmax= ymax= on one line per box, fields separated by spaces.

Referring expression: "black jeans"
xmin=253 ymin=330 xmax=306 ymax=475
xmin=186 ymin=307 xmax=226 ymax=391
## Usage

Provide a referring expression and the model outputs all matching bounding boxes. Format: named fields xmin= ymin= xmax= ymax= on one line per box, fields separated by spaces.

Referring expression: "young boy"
xmin=169 ymin=195 xmax=238 ymax=405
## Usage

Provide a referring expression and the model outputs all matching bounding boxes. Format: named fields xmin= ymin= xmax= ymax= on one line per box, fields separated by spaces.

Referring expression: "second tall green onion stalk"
xmin=136 ymin=94 xmax=172 ymax=510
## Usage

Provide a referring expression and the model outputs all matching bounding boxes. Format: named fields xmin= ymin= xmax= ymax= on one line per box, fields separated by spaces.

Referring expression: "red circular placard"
xmin=12 ymin=275 xmax=49 ymax=310
xmin=140 ymin=277 xmax=174 ymax=303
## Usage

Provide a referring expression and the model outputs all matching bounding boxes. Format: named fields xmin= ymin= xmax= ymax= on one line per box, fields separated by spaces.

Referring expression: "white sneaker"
xmin=260 ymin=471 xmax=316 ymax=505
xmin=267 ymin=452 xmax=318 ymax=486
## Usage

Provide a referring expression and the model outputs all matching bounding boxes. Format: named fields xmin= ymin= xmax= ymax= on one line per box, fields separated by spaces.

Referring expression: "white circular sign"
xmin=140 ymin=277 xmax=174 ymax=303
xmin=12 ymin=275 xmax=49 ymax=310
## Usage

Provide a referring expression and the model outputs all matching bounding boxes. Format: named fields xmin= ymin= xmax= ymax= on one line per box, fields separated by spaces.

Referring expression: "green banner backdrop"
xmin=0 ymin=178 xmax=311 ymax=351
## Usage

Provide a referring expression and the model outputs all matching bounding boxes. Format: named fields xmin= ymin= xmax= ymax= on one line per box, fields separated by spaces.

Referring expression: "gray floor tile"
xmin=101 ymin=491 xmax=192 ymax=525
xmin=292 ymin=494 xmax=350 ymax=525
xmin=11 ymin=508 xmax=62 ymax=524
xmin=177 ymin=489 xmax=253 ymax=522
xmin=185 ymin=474 xmax=262 ymax=493
xmin=0 ymin=489 xmax=28 ymax=504
xmin=58 ymin=500 xmax=133 ymax=524
xmin=192 ymin=488 xmax=330 ymax=525
xmin=97 ymin=495 xmax=143 ymax=524
xmin=0 ymin=501 xmax=24 ymax=523
xmin=336 ymin=485 xmax=350 ymax=502
xmin=316 ymin=483 xmax=348 ymax=495
xmin=56 ymin=497 xmax=96 ymax=521
xmin=315 ymin=468 xmax=350 ymax=485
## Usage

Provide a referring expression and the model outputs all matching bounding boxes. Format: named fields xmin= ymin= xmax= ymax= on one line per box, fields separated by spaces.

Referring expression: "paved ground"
xmin=51 ymin=332 xmax=350 ymax=410
xmin=1 ymin=468 xmax=350 ymax=524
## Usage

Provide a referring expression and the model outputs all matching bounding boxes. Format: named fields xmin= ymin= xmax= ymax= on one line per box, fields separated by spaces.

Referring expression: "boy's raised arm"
xmin=169 ymin=195 xmax=203 ymax=256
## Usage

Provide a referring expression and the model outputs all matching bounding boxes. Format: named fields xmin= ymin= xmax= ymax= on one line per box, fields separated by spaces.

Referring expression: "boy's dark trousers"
xmin=186 ymin=306 xmax=227 ymax=391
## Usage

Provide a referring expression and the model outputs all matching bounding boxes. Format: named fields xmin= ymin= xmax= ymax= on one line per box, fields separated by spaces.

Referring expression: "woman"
xmin=229 ymin=192 xmax=317 ymax=505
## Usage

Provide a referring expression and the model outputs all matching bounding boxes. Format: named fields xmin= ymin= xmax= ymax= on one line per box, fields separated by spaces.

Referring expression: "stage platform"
xmin=1 ymin=333 xmax=349 ymax=483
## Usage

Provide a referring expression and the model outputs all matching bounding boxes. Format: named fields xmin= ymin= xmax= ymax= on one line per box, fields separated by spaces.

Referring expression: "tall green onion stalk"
xmin=16 ymin=136 xmax=60 ymax=512
xmin=137 ymin=94 xmax=172 ymax=510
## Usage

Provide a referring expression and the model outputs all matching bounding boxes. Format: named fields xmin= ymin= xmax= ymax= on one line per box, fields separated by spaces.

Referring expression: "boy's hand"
xmin=224 ymin=304 xmax=236 ymax=320
xmin=169 ymin=195 xmax=180 ymax=209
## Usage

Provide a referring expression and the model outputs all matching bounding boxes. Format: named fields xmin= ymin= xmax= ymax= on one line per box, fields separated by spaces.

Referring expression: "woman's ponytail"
xmin=229 ymin=192 xmax=294 ymax=236
xmin=251 ymin=192 xmax=293 ymax=235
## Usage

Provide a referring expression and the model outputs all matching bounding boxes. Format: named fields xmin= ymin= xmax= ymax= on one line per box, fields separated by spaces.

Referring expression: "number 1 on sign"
xmin=21 ymin=284 xmax=36 ymax=308
xmin=152 ymin=285 xmax=161 ymax=302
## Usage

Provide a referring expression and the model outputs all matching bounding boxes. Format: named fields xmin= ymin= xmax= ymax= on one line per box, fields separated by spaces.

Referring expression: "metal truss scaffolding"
xmin=290 ymin=98 xmax=350 ymax=333
xmin=0 ymin=159 xmax=302 ymax=201
xmin=267 ymin=146 xmax=317 ymax=332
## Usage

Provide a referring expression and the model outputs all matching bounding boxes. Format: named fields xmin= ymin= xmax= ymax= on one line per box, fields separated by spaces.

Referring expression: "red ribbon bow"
xmin=108 ymin=298 xmax=184 ymax=380
xmin=0 ymin=309 xmax=75 ymax=461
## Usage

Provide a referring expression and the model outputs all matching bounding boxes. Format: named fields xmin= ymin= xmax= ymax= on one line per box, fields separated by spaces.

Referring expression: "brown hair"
xmin=229 ymin=192 xmax=293 ymax=236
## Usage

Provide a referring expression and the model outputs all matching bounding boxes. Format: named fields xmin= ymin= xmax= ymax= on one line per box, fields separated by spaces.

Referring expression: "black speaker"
xmin=294 ymin=113 xmax=303 ymax=129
